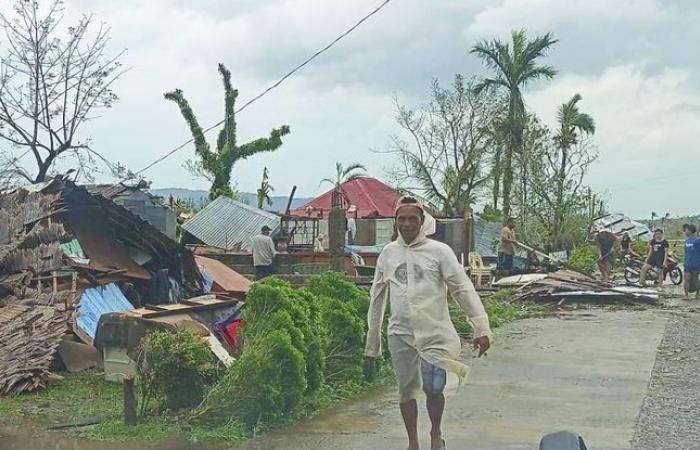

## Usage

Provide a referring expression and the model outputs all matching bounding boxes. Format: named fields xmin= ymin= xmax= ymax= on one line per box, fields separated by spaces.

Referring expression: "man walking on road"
xmin=252 ymin=225 xmax=276 ymax=280
xmin=365 ymin=196 xmax=492 ymax=450
xmin=683 ymin=224 xmax=700 ymax=299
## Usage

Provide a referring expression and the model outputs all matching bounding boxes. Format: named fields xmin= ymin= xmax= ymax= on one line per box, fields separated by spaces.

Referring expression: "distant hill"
xmin=149 ymin=188 xmax=312 ymax=214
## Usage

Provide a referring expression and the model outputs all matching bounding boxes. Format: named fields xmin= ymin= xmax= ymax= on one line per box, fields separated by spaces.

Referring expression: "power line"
xmin=130 ymin=0 xmax=393 ymax=178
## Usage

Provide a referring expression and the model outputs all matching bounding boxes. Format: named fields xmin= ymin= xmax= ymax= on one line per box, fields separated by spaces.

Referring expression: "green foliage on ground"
xmin=568 ymin=244 xmax=599 ymax=276
xmin=450 ymin=288 xmax=525 ymax=335
xmin=138 ymin=329 xmax=219 ymax=411
xmin=194 ymin=272 xmax=381 ymax=430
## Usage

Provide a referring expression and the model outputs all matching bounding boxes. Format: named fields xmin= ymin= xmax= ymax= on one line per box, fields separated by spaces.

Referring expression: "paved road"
xmin=631 ymin=313 xmax=700 ymax=450
xmin=245 ymin=310 xmax=667 ymax=450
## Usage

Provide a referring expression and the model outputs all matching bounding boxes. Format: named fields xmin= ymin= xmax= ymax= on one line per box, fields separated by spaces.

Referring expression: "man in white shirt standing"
xmin=252 ymin=225 xmax=276 ymax=280
xmin=365 ymin=196 xmax=492 ymax=450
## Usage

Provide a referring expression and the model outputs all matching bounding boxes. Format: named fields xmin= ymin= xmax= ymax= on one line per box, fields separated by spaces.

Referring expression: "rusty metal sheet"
xmin=195 ymin=255 xmax=251 ymax=294
xmin=69 ymin=208 xmax=151 ymax=280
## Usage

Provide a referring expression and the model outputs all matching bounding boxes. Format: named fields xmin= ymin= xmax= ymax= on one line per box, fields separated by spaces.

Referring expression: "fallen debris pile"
xmin=0 ymin=176 xmax=210 ymax=395
xmin=509 ymin=270 xmax=659 ymax=304
xmin=0 ymin=304 xmax=69 ymax=395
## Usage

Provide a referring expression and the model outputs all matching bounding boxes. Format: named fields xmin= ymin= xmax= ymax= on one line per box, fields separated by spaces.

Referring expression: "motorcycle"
xmin=623 ymin=250 xmax=683 ymax=285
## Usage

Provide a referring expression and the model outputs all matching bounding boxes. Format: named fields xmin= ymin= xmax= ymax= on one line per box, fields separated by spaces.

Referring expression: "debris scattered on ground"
xmin=510 ymin=270 xmax=659 ymax=304
xmin=0 ymin=304 xmax=69 ymax=395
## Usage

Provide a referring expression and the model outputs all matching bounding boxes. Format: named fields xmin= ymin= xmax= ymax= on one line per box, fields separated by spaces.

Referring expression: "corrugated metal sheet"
xmin=195 ymin=256 xmax=251 ymax=293
xmin=182 ymin=197 xmax=280 ymax=251
xmin=592 ymin=214 xmax=651 ymax=241
xmin=85 ymin=184 xmax=130 ymax=200
xmin=76 ymin=283 xmax=134 ymax=339
xmin=473 ymin=219 xmax=501 ymax=258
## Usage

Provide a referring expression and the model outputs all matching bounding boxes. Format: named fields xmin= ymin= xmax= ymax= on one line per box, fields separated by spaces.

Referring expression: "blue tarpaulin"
xmin=76 ymin=283 xmax=134 ymax=339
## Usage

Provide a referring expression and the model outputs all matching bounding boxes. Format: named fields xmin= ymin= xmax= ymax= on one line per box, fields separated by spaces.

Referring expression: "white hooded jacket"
xmin=364 ymin=216 xmax=492 ymax=380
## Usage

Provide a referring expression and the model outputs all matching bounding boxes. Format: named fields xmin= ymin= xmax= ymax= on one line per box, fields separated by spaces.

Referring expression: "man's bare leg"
xmin=657 ymin=268 xmax=664 ymax=284
xmin=640 ymin=264 xmax=650 ymax=285
xmin=426 ymin=393 xmax=445 ymax=450
xmin=400 ymin=399 xmax=419 ymax=450
xmin=684 ymin=274 xmax=690 ymax=297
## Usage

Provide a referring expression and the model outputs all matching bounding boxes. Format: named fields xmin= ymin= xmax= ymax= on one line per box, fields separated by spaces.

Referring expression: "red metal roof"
xmin=289 ymin=177 xmax=399 ymax=219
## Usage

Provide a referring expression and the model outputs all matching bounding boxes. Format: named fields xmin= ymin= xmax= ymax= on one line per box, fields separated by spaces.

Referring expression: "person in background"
xmin=365 ymin=196 xmax=491 ymax=450
xmin=640 ymin=228 xmax=668 ymax=286
xmin=683 ymin=224 xmax=700 ymax=299
xmin=252 ymin=225 xmax=276 ymax=280
xmin=347 ymin=204 xmax=358 ymax=245
xmin=620 ymin=232 xmax=632 ymax=254
xmin=497 ymin=218 xmax=518 ymax=277
xmin=314 ymin=233 xmax=325 ymax=253
xmin=595 ymin=229 xmax=616 ymax=282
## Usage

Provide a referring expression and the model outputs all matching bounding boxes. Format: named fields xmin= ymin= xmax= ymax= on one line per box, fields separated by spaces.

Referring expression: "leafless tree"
xmin=0 ymin=0 xmax=127 ymax=183
xmin=383 ymin=75 xmax=504 ymax=217
xmin=527 ymin=136 xmax=598 ymax=250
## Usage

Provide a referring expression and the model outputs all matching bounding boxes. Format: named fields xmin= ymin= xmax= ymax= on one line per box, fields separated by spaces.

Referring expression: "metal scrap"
xmin=511 ymin=270 xmax=659 ymax=304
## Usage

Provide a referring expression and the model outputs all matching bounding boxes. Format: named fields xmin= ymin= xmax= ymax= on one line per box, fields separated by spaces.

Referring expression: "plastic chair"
xmin=468 ymin=252 xmax=493 ymax=287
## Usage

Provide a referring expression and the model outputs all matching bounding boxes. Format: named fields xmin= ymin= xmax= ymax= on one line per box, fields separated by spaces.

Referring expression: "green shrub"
xmin=138 ymin=330 xmax=218 ymax=411
xmin=319 ymin=297 xmax=365 ymax=383
xmin=306 ymin=271 xmax=370 ymax=319
xmin=195 ymin=330 xmax=305 ymax=427
xmin=245 ymin=279 xmax=325 ymax=394
xmin=194 ymin=274 xmax=378 ymax=430
xmin=568 ymin=244 xmax=599 ymax=276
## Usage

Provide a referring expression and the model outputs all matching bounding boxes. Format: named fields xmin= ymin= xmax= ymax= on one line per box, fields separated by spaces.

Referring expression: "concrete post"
xmin=328 ymin=207 xmax=346 ymax=272
xmin=123 ymin=374 xmax=138 ymax=425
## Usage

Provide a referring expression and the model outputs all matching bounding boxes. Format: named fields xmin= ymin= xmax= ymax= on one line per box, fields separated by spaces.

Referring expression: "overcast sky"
xmin=6 ymin=0 xmax=699 ymax=218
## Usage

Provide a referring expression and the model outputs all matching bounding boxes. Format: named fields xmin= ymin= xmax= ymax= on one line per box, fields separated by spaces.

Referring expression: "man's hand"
xmin=472 ymin=336 xmax=490 ymax=357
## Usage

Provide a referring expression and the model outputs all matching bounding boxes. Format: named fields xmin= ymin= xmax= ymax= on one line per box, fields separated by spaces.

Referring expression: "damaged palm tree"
xmin=165 ymin=64 xmax=290 ymax=200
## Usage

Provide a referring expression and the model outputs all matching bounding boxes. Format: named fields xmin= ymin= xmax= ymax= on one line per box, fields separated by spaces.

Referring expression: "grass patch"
xmin=0 ymin=371 xmax=121 ymax=426
xmin=0 ymin=367 xmax=392 ymax=445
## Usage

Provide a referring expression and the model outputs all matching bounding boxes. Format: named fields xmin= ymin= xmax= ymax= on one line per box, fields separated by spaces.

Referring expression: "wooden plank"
xmin=144 ymin=305 xmax=169 ymax=311
xmin=139 ymin=299 xmax=239 ymax=319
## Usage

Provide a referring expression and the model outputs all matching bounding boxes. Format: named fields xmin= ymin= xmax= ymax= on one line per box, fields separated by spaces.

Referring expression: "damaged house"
xmin=0 ymin=176 xmax=204 ymax=395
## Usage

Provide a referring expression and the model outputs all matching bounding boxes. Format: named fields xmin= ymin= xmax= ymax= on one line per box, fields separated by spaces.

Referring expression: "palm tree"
xmin=256 ymin=167 xmax=274 ymax=209
xmin=321 ymin=162 xmax=367 ymax=208
xmin=320 ymin=162 xmax=367 ymax=191
xmin=471 ymin=29 xmax=558 ymax=221
xmin=552 ymin=93 xmax=595 ymax=247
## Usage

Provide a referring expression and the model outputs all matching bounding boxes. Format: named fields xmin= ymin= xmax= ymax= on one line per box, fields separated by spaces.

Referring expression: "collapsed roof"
xmin=0 ymin=176 xmax=204 ymax=395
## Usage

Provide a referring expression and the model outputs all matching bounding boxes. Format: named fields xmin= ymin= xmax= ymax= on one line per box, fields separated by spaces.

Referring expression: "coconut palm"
xmin=320 ymin=162 xmax=367 ymax=191
xmin=256 ymin=167 xmax=274 ymax=209
xmin=551 ymin=93 xmax=595 ymax=245
xmin=320 ymin=162 xmax=367 ymax=208
xmin=471 ymin=29 xmax=558 ymax=221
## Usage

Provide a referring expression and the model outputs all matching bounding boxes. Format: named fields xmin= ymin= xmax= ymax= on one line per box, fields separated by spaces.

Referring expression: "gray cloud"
xmin=2 ymin=0 xmax=698 ymax=218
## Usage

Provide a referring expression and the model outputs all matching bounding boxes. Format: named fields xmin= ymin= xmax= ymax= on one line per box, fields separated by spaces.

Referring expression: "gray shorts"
xmin=388 ymin=335 xmax=447 ymax=402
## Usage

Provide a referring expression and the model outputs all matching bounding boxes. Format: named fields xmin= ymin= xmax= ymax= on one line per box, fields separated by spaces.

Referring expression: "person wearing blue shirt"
xmin=683 ymin=224 xmax=700 ymax=299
